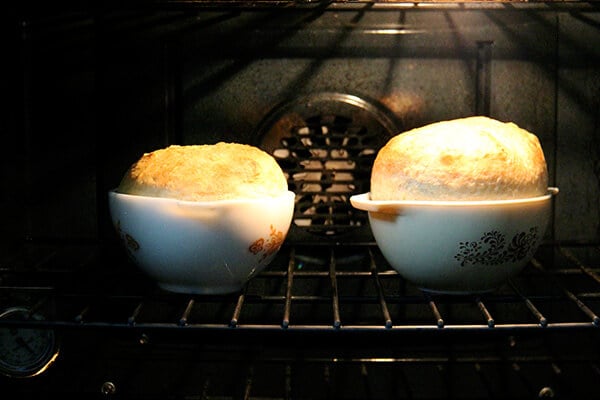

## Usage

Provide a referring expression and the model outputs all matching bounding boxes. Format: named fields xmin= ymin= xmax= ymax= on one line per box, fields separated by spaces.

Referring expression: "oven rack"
xmin=157 ymin=0 xmax=600 ymax=12
xmin=1 ymin=241 xmax=600 ymax=334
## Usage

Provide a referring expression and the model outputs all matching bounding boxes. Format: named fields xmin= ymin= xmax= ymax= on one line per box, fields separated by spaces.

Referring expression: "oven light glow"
xmin=363 ymin=28 xmax=426 ymax=35
xmin=331 ymin=357 xmax=409 ymax=363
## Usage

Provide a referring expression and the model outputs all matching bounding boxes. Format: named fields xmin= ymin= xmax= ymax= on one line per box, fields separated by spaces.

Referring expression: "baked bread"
xmin=370 ymin=116 xmax=548 ymax=201
xmin=117 ymin=143 xmax=288 ymax=201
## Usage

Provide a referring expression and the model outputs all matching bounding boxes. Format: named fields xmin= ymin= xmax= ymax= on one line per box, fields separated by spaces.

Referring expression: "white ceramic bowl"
xmin=350 ymin=188 xmax=558 ymax=294
xmin=108 ymin=190 xmax=295 ymax=294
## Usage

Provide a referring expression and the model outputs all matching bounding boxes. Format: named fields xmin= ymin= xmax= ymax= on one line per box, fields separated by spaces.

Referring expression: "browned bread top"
xmin=371 ymin=116 xmax=548 ymax=201
xmin=117 ymin=143 xmax=288 ymax=201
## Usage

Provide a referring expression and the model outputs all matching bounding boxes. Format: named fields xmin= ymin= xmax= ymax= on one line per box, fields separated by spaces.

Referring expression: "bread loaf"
xmin=370 ymin=116 xmax=548 ymax=201
xmin=117 ymin=143 xmax=288 ymax=201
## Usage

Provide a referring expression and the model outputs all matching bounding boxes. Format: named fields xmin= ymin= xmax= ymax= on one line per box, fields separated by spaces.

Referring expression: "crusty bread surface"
xmin=370 ymin=116 xmax=548 ymax=201
xmin=117 ymin=143 xmax=288 ymax=201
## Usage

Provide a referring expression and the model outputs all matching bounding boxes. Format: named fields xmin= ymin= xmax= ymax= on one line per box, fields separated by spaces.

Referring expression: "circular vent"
xmin=256 ymin=92 xmax=401 ymax=237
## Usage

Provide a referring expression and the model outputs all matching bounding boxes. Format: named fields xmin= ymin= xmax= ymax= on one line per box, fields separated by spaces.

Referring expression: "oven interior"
xmin=2 ymin=1 xmax=600 ymax=398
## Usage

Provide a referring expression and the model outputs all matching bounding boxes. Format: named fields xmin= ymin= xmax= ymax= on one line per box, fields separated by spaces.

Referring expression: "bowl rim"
xmin=108 ymin=189 xmax=295 ymax=206
xmin=350 ymin=187 xmax=559 ymax=212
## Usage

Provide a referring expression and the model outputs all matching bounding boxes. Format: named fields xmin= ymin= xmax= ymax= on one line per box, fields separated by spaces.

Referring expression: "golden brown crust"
xmin=117 ymin=143 xmax=288 ymax=201
xmin=370 ymin=116 xmax=548 ymax=201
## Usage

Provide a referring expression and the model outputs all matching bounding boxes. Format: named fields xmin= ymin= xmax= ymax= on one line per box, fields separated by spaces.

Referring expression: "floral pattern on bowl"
xmin=455 ymin=227 xmax=539 ymax=267
xmin=249 ymin=225 xmax=285 ymax=262
xmin=115 ymin=219 xmax=140 ymax=253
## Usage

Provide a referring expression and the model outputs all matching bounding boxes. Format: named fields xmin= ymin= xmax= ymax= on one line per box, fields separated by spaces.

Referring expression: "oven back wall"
xmin=3 ymin=6 xmax=600 ymax=247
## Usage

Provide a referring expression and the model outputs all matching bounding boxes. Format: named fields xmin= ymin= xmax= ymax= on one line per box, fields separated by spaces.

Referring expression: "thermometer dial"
xmin=0 ymin=307 xmax=59 ymax=378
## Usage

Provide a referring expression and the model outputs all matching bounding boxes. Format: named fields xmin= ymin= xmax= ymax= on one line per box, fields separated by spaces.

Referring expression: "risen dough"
xmin=370 ymin=116 xmax=548 ymax=201
xmin=117 ymin=143 xmax=288 ymax=201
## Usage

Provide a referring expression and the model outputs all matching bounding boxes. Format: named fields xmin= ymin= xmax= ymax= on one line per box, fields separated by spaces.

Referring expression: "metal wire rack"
xmin=1 ymin=240 xmax=599 ymax=333
xmin=2 ymin=240 xmax=600 ymax=398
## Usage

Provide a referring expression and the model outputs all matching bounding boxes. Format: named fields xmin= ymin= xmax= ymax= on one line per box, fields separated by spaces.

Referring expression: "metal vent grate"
xmin=256 ymin=92 xmax=401 ymax=237
xmin=273 ymin=116 xmax=378 ymax=236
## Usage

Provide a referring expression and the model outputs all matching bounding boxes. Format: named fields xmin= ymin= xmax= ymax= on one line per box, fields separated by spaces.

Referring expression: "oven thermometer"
xmin=0 ymin=307 xmax=59 ymax=378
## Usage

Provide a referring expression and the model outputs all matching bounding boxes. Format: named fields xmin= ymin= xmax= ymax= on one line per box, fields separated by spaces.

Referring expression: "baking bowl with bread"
xmin=351 ymin=116 xmax=558 ymax=294
xmin=108 ymin=142 xmax=295 ymax=295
